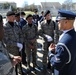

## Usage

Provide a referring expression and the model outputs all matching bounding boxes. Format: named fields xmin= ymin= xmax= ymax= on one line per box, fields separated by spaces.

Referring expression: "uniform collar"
xmin=59 ymin=28 xmax=74 ymax=41
xmin=63 ymin=28 xmax=74 ymax=34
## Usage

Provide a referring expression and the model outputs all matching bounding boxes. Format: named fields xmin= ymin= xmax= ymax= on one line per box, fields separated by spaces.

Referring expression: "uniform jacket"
xmin=3 ymin=22 xmax=23 ymax=55
xmin=39 ymin=19 xmax=59 ymax=43
xmin=20 ymin=18 xmax=27 ymax=29
xmin=22 ymin=23 xmax=38 ymax=47
xmin=49 ymin=28 xmax=76 ymax=75
xmin=0 ymin=41 xmax=15 ymax=75
xmin=33 ymin=14 xmax=39 ymax=25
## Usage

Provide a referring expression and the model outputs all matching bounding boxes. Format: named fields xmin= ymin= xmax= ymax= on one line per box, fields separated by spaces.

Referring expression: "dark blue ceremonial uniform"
xmin=20 ymin=18 xmax=27 ymax=29
xmin=49 ymin=29 xmax=76 ymax=75
xmin=39 ymin=15 xmax=44 ymax=23
xmin=49 ymin=10 xmax=76 ymax=75
xmin=33 ymin=14 xmax=39 ymax=26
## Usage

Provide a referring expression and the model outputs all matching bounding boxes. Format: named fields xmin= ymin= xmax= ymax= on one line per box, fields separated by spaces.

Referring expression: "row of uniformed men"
xmin=2 ymin=10 xmax=60 ymax=75
xmin=1 ymin=9 xmax=76 ymax=75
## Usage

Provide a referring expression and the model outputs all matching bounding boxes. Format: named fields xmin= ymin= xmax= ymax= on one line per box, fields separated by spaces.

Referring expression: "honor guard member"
xmin=20 ymin=11 xmax=27 ymax=29
xmin=15 ymin=12 xmax=21 ymax=27
xmin=15 ymin=12 xmax=27 ymax=65
xmin=3 ymin=11 xmax=23 ymax=75
xmin=22 ymin=14 xmax=38 ymax=70
xmin=0 ymin=14 xmax=21 ymax=75
xmin=33 ymin=10 xmax=39 ymax=26
xmin=39 ymin=11 xmax=45 ymax=23
xmin=48 ymin=9 xmax=76 ymax=75
xmin=39 ymin=10 xmax=59 ymax=73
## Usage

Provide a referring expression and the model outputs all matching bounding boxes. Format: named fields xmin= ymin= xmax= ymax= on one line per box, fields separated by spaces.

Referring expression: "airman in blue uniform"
xmin=49 ymin=9 xmax=76 ymax=75
xmin=33 ymin=10 xmax=39 ymax=26
xmin=20 ymin=11 xmax=27 ymax=29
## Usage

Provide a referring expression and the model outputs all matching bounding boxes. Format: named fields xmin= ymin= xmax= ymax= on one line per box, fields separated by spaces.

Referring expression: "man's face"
xmin=7 ymin=15 xmax=15 ymax=22
xmin=35 ymin=12 xmax=38 ymax=15
xmin=58 ymin=19 xmax=66 ymax=31
xmin=41 ymin=12 xmax=44 ymax=16
xmin=45 ymin=13 xmax=51 ymax=20
xmin=15 ymin=16 xmax=20 ymax=22
xmin=27 ymin=17 xmax=33 ymax=24
xmin=21 ymin=15 xmax=25 ymax=18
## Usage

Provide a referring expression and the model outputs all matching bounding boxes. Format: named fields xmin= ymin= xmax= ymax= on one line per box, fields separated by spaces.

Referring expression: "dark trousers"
xmin=22 ymin=43 xmax=27 ymax=64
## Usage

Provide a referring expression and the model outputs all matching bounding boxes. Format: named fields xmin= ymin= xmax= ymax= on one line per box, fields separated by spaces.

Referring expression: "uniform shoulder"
xmin=32 ymin=23 xmax=37 ymax=27
xmin=3 ymin=23 xmax=9 ymax=29
xmin=41 ymin=20 xmax=46 ymax=25
xmin=22 ymin=23 xmax=28 ymax=30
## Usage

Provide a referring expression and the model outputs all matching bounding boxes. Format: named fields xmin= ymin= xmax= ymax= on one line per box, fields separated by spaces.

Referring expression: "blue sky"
xmin=1 ymin=0 xmax=76 ymax=7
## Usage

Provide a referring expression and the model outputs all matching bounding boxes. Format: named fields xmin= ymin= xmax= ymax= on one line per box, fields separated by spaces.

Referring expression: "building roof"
xmin=72 ymin=2 xmax=76 ymax=5
xmin=41 ymin=2 xmax=62 ymax=9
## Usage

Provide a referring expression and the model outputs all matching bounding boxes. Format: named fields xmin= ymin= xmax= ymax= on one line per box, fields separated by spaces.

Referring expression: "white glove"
xmin=17 ymin=43 xmax=23 ymax=51
xmin=44 ymin=34 xmax=53 ymax=42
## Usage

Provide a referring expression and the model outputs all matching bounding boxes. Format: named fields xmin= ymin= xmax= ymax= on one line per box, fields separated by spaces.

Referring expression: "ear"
xmin=65 ymin=20 xmax=68 ymax=24
xmin=65 ymin=21 xmax=67 ymax=24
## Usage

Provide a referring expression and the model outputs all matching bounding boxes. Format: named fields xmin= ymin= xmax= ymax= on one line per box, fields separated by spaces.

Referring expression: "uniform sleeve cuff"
xmin=48 ymin=51 xmax=54 ymax=57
